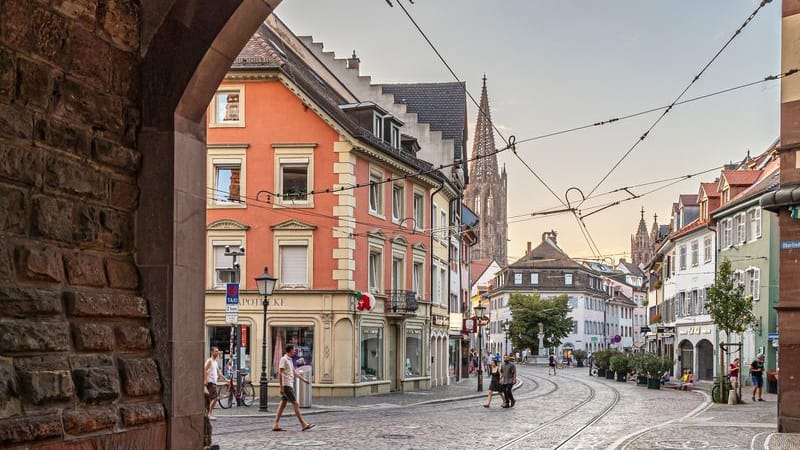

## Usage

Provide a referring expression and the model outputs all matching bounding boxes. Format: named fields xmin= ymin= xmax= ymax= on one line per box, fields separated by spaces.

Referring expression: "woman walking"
xmin=484 ymin=358 xmax=502 ymax=408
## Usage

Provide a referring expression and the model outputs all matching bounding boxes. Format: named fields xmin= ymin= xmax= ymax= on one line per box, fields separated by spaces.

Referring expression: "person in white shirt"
xmin=272 ymin=344 xmax=314 ymax=432
xmin=203 ymin=347 xmax=228 ymax=419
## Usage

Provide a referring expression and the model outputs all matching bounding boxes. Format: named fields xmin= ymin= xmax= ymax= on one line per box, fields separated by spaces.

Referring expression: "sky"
xmin=277 ymin=0 xmax=781 ymax=263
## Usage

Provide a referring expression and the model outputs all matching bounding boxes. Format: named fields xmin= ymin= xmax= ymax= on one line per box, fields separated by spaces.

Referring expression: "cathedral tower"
xmin=464 ymin=76 xmax=508 ymax=265
xmin=631 ymin=207 xmax=654 ymax=266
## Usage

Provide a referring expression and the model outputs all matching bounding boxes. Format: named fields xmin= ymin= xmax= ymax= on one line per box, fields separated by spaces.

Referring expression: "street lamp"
xmin=474 ymin=300 xmax=487 ymax=392
xmin=503 ymin=318 xmax=510 ymax=356
xmin=255 ymin=266 xmax=277 ymax=412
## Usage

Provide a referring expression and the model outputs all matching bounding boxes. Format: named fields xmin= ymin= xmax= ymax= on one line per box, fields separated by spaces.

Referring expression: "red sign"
xmin=241 ymin=326 xmax=248 ymax=346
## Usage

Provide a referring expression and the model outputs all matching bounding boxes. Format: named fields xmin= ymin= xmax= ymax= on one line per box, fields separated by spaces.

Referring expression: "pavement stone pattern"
xmin=209 ymin=365 xmax=799 ymax=449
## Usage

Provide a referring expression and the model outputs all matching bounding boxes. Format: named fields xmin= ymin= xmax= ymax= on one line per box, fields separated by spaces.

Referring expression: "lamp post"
xmin=503 ymin=318 xmax=510 ymax=356
xmin=255 ymin=267 xmax=277 ymax=413
xmin=224 ymin=245 xmax=245 ymax=388
xmin=474 ymin=300 xmax=486 ymax=392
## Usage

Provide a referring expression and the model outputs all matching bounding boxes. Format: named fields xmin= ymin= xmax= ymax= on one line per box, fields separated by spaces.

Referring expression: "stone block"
xmin=32 ymin=196 xmax=74 ymax=243
xmin=16 ymin=367 xmax=74 ymax=405
xmin=66 ymin=23 xmax=110 ymax=90
xmin=65 ymin=291 xmax=148 ymax=318
xmin=0 ymin=185 xmax=26 ymax=234
xmin=0 ymin=103 xmax=34 ymax=141
xmin=109 ymin=179 xmax=138 ymax=210
xmin=115 ymin=324 xmax=151 ymax=350
xmin=62 ymin=407 xmax=116 ymax=436
xmin=28 ymin=6 xmax=70 ymax=63
xmin=0 ymin=144 xmax=44 ymax=187
xmin=92 ymin=137 xmax=141 ymax=173
xmin=55 ymin=76 xmax=125 ymax=136
xmin=0 ymin=286 xmax=63 ymax=318
xmin=75 ymin=205 xmax=131 ymax=251
xmin=45 ymin=154 xmax=107 ymax=200
xmin=0 ymin=319 xmax=70 ymax=352
xmin=63 ymin=252 xmax=106 ymax=287
xmin=34 ymin=117 xmax=92 ymax=158
xmin=109 ymin=45 xmax=139 ymax=100
xmin=71 ymin=323 xmax=114 ymax=351
xmin=332 ymin=248 xmax=353 ymax=260
xmin=15 ymin=242 xmax=63 ymax=283
xmin=0 ymin=239 xmax=12 ymax=283
xmin=105 ymin=257 xmax=138 ymax=289
xmin=52 ymin=0 xmax=99 ymax=25
xmin=70 ymin=355 xmax=119 ymax=404
xmin=17 ymin=57 xmax=55 ymax=110
xmin=118 ymin=358 xmax=160 ymax=397
xmin=0 ymin=47 xmax=15 ymax=101
xmin=0 ymin=413 xmax=63 ymax=445
xmin=119 ymin=403 xmax=165 ymax=427
xmin=0 ymin=357 xmax=20 ymax=420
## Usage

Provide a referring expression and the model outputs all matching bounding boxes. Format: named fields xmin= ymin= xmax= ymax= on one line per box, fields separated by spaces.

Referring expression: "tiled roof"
xmin=679 ymin=194 xmax=698 ymax=206
xmin=380 ymin=83 xmax=467 ymax=162
xmin=609 ymin=292 xmax=637 ymax=307
xmin=700 ymin=183 xmax=720 ymax=198
xmin=621 ymin=262 xmax=644 ymax=277
xmin=721 ymin=170 xmax=762 ymax=186
xmin=470 ymin=259 xmax=494 ymax=286
xmin=669 ymin=218 xmax=709 ymax=240
xmin=509 ymin=239 xmax=586 ymax=271
xmin=713 ymin=160 xmax=780 ymax=214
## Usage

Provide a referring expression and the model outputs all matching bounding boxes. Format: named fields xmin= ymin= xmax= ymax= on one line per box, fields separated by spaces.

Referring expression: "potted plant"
xmin=594 ymin=350 xmax=610 ymax=377
xmin=641 ymin=353 xmax=663 ymax=389
xmin=630 ymin=354 xmax=647 ymax=385
xmin=649 ymin=313 xmax=662 ymax=324
xmin=610 ymin=353 xmax=629 ymax=382
xmin=573 ymin=349 xmax=587 ymax=368
xmin=605 ymin=351 xmax=618 ymax=379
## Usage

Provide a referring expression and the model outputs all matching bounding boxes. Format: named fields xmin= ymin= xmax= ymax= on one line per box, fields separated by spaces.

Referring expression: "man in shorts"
xmin=203 ymin=346 xmax=228 ymax=420
xmin=548 ymin=354 xmax=557 ymax=376
xmin=273 ymin=344 xmax=315 ymax=431
xmin=750 ymin=354 xmax=765 ymax=402
xmin=500 ymin=355 xmax=517 ymax=408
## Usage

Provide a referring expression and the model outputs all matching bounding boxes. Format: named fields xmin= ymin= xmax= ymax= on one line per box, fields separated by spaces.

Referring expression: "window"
xmin=369 ymin=172 xmax=383 ymax=214
xmin=392 ymin=183 xmax=404 ymax=222
xmin=412 ymin=261 xmax=423 ymax=299
xmin=531 ymin=273 xmax=539 ymax=285
xmin=208 ymin=144 xmax=247 ymax=208
xmin=369 ymin=250 xmax=382 ymax=292
xmin=405 ymin=328 xmax=423 ymax=377
xmin=210 ymin=86 xmax=245 ymax=127
xmin=704 ymin=236 xmax=712 ymax=263
xmin=750 ymin=208 xmax=762 ymax=239
xmin=431 ymin=262 xmax=439 ymax=303
xmin=271 ymin=326 xmax=313 ymax=380
xmin=473 ymin=197 xmax=480 ymax=216
xmin=213 ymin=245 xmax=238 ymax=288
xmin=391 ymin=255 xmax=404 ymax=290
xmin=390 ymin=124 xmax=401 ymax=149
xmin=690 ymin=241 xmax=699 ymax=267
xmin=361 ymin=327 xmax=384 ymax=381
xmin=431 ymin=205 xmax=438 ymax=238
xmin=373 ymin=113 xmax=383 ymax=139
xmin=413 ymin=193 xmax=424 ymax=230
xmin=514 ymin=273 xmax=522 ymax=285
xmin=724 ymin=219 xmax=733 ymax=248
xmin=279 ymin=244 xmax=308 ymax=288
xmin=572 ymin=320 xmax=578 ymax=334
xmin=440 ymin=210 xmax=447 ymax=239
xmin=564 ymin=273 xmax=573 ymax=285
xmin=736 ymin=212 xmax=746 ymax=244
xmin=273 ymin=144 xmax=315 ymax=207
xmin=678 ymin=245 xmax=686 ymax=270
xmin=746 ymin=268 xmax=760 ymax=300
xmin=440 ymin=266 xmax=447 ymax=304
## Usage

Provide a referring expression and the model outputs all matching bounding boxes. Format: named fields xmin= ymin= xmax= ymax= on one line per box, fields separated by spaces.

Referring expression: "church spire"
xmin=468 ymin=76 xmax=499 ymax=181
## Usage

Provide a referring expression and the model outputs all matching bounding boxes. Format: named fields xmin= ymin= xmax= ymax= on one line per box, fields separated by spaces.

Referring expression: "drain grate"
xmin=379 ymin=434 xmax=413 ymax=440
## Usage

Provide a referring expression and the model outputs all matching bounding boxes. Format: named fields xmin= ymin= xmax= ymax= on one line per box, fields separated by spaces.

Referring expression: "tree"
xmin=705 ymin=259 xmax=756 ymax=403
xmin=507 ymin=292 xmax=573 ymax=355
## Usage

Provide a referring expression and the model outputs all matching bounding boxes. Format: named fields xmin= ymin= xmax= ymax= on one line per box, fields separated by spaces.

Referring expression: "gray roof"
xmin=380 ymin=82 xmax=468 ymax=163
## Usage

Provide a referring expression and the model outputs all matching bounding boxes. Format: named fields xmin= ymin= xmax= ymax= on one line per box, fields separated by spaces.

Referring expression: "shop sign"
xmin=238 ymin=296 xmax=286 ymax=307
xmin=432 ymin=314 xmax=449 ymax=327
xmin=449 ymin=313 xmax=462 ymax=331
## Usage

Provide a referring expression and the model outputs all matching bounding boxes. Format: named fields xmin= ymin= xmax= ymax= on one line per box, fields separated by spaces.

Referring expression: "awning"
xmin=760 ymin=184 xmax=800 ymax=212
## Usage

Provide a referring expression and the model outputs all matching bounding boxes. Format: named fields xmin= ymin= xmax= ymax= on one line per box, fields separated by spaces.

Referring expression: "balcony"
xmin=384 ymin=290 xmax=419 ymax=314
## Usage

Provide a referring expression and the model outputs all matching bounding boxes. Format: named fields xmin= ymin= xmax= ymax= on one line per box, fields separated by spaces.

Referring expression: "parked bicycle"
xmin=711 ymin=376 xmax=733 ymax=403
xmin=218 ymin=369 xmax=255 ymax=408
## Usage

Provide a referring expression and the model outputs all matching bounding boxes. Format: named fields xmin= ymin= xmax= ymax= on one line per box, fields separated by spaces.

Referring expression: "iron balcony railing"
xmin=384 ymin=290 xmax=419 ymax=314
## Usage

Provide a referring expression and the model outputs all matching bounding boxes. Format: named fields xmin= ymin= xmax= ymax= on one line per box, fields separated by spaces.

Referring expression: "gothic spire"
xmin=468 ymin=76 xmax=499 ymax=181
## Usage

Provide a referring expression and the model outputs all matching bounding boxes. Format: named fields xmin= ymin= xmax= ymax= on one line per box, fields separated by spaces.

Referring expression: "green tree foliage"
xmin=706 ymin=260 xmax=756 ymax=335
xmin=508 ymin=292 xmax=573 ymax=354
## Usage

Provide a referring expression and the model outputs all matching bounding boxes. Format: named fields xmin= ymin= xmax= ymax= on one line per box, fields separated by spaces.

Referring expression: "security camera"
xmin=224 ymin=245 xmax=231 ymax=254
xmin=239 ymin=245 xmax=245 ymax=254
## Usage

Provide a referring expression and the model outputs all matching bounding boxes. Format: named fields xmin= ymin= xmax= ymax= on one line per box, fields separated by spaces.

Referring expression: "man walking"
xmin=500 ymin=355 xmax=516 ymax=408
xmin=204 ymin=346 xmax=228 ymax=420
xmin=273 ymin=344 xmax=314 ymax=431
xmin=548 ymin=354 xmax=557 ymax=376
xmin=750 ymin=354 xmax=765 ymax=402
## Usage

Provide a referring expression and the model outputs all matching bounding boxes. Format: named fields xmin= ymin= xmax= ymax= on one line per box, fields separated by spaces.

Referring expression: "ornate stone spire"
xmin=468 ymin=75 xmax=499 ymax=181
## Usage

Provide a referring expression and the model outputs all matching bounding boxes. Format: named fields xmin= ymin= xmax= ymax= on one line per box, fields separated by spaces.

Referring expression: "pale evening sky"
xmin=277 ymin=0 xmax=781 ymax=264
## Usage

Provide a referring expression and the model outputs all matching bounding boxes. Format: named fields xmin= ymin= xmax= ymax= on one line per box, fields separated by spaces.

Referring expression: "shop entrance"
xmin=696 ymin=339 xmax=714 ymax=380
xmin=208 ymin=325 xmax=251 ymax=377
xmin=679 ymin=340 xmax=694 ymax=374
xmin=387 ymin=323 xmax=398 ymax=391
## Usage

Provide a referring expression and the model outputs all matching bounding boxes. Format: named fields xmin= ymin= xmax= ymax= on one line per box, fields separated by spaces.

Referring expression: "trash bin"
xmin=767 ymin=371 xmax=778 ymax=394
xmin=295 ymin=366 xmax=312 ymax=408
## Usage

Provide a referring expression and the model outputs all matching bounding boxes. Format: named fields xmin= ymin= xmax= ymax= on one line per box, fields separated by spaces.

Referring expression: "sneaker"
xmin=208 ymin=415 xmax=217 ymax=421
xmin=758 ymin=398 xmax=765 ymax=402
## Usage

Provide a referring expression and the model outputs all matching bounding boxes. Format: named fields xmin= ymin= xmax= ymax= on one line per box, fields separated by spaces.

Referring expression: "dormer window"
xmin=373 ymin=113 xmax=383 ymax=139
xmin=390 ymin=124 xmax=401 ymax=149
xmin=722 ymin=188 xmax=730 ymax=203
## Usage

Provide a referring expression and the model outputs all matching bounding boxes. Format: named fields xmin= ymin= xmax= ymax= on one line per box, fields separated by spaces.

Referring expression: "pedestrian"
xmin=204 ymin=347 xmax=228 ymax=420
xmin=500 ymin=355 xmax=517 ymax=408
xmin=548 ymin=354 xmax=557 ymax=376
xmin=729 ymin=357 xmax=740 ymax=391
xmin=483 ymin=358 xmax=502 ymax=408
xmin=522 ymin=349 xmax=528 ymax=364
xmin=587 ymin=352 xmax=593 ymax=376
xmin=273 ymin=344 xmax=315 ymax=431
xmin=750 ymin=354 xmax=765 ymax=402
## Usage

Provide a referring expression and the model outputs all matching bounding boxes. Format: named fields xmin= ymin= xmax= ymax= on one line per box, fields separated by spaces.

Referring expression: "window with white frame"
xmin=749 ymin=208 xmax=762 ymax=239
xmin=413 ymin=192 xmax=424 ymax=230
xmin=431 ymin=262 xmax=439 ymax=303
xmin=390 ymin=124 xmax=401 ymax=149
xmin=279 ymin=244 xmax=309 ymax=288
xmin=412 ymin=261 xmax=423 ymax=299
xmin=212 ymin=244 xmax=239 ymax=288
xmin=369 ymin=172 xmax=383 ymax=214
xmin=746 ymin=268 xmax=760 ymax=300
xmin=369 ymin=249 xmax=382 ymax=293
xmin=439 ymin=266 xmax=447 ymax=304
xmin=700 ymin=287 xmax=708 ymax=313
xmin=724 ymin=219 xmax=733 ymax=247
xmin=690 ymin=240 xmax=699 ymax=267
xmin=273 ymin=145 xmax=315 ymax=207
xmin=210 ymin=86 xmax=244 ymax=127
xmin=391 ymin=255 xmax=404 ymax=290
xmin=392 ymin=183 xmax=404 ymax=223
xmin=373 ymin=113 xmax=383 ymax=139
xmin=679 ymin=245 xmax=687 ymax=270
xmin=207 ymin=144 xmax=247 ymax=208
xmin=213 ymin=164 xmax=241 ymax=203
xmin=279 ymin=160 xmax=309 ymax=202
xmin=733 ymin=270 xmax=744 ymax=288
xmin=736 ymin=212 xmax=746 ymax=244
xmin=440 ymin=210 xmax=447 ymax=240
xmin=564 ymin=273 xmax=573 ymax=285
xmin=704 ymin=236 xmax=712 ymax=263
xmin=531 ymin=273 xmax=539 ymax=285
xmin=431 ymin=205 xmax=438 ymax=239
xmin=514 ymin=273 xmax=522 ymax=285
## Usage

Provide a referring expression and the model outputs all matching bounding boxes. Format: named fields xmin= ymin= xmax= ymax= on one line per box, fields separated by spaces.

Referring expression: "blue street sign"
xmin=780 ymin=240 xmax=800 ymax=250
xmin=768 ymin=333 xmax=779 ymax=340
xmin=226 ymin=283 xmax=240 ymax=305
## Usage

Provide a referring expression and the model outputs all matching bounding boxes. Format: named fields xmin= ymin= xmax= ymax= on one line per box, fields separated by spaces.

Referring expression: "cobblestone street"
xmin=210 ymin=365 xmax=788 ymax=449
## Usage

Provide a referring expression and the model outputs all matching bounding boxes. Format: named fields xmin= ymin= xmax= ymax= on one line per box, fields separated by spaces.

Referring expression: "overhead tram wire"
xmin=390 ymin=0 xmax=569 ymax=208
xmin=578 ymin=0 xmax=776 ymax=208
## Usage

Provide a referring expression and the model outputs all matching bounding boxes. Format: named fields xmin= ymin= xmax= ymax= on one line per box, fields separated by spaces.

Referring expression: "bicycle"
xmin=711 ymin=376 xmax=732 ymax=403
xmin=218 ymin=369 xmax=255 ymax=408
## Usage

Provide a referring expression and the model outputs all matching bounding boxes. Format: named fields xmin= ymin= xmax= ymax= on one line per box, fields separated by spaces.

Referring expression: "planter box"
xmin=637 ymin=375 xmax=648 ymax=385
xmin=597 ymin=368 xmax=606 ymax=377
xmin=616 ymin=372 xmax=627 ymax=382
xmin=647 ymin=378 xmax=661 ymax=389
xmin=605 ymin=371 xmax=615 ymax=380
xmin=577 ymin=361 xmax=584 ymax=368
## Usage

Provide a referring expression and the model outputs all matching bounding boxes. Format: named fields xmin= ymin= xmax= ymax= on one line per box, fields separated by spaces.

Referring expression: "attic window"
xmin=373 ymin=113 xmax=383 ymax=139
xmin=390 ymin=124 xmax=401 ymax=149
xmin=269 ymin=39 xmax=287 ymax=58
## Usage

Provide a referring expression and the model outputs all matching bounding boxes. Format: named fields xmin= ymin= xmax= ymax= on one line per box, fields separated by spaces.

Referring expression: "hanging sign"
xmin=355 ymin=291 xmax=377 ymax=312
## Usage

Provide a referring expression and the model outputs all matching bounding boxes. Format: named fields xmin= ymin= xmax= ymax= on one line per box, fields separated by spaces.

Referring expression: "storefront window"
xmin=449 ymin=339 xmax=460 ymax=380
xmin=360 ymin=326 xmax=384 ymax=381
xmin=405 ymin=328 xmax=422 ymax=377
xmin=208 ymin=325 xmax=251 ymax=377
xmin=271 ymin=326 xmax=314 ymax=381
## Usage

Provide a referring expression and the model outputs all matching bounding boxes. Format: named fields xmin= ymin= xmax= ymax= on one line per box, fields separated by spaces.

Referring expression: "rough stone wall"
xmin=0 ymin=0 xmax=165 ymax=447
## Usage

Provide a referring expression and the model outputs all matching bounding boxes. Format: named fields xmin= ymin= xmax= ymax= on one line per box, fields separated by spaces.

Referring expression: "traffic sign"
xmin=225 ymin=283 xmax=239 ymax=323
xmin=225 ymin=313 xmax=238 ymax=324
xmin=225 ymin=304 xmax=239 ymax=313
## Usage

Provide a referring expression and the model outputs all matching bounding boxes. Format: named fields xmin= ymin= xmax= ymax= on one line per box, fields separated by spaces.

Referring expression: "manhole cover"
xmin=280 ymin=440 xmax=327 ymax=446
xmin=379 ymin=434 xmax=413 ymax=440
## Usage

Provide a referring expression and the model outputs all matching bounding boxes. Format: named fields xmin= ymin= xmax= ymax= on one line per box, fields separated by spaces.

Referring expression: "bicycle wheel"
xmin=711 ymin=384 xmax=720 ymax=403
xmin=218 ymin=385 xmax=233 ymax=409
xmin=241 ymin=383 xmax=255 ymax=407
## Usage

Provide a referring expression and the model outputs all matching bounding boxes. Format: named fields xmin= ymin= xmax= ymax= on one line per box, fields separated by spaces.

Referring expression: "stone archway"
xmin=696 ymin=339 xmax=714 ymax=381
xmin=679 ymin=340 xmax=694 ymax=374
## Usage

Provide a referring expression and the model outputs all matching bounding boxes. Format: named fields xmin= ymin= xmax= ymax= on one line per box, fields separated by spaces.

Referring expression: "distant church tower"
xmin=464 ymin=76 xmax=508 ymax=265
xmin=631 ymin=207 xmax=654 ymax=266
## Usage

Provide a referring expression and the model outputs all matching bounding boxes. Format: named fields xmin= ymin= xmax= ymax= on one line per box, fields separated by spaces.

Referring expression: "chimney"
xmin=526 ymin=241 xmax=531 ymax=255
xmin=346 ymin=50 xmax=360 ymax=71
